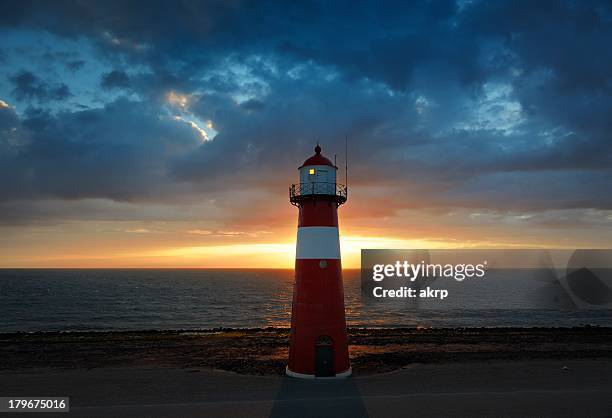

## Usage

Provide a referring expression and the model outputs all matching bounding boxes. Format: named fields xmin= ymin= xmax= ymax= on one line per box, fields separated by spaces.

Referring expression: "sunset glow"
xmin=1 ymin=1 xmax=611 ymax=268
xmin=0 ymin=223 xmax=600 ymax=269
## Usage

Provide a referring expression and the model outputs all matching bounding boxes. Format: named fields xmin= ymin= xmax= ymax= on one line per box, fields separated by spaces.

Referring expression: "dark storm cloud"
xmin=100 ymin=70 xmax=130 ymax=90
xmin=239 ymin=99 xmax=265 ymax=111
xmin=9 ymin=70 xmax=72 ymax=102
xmin=65 ymin=59 xmax=85 ymax=72
xmin=0 ymin=1 xmax=484 ymax=89
xmin=0 ymin=0 xmax=611 ymax=225
xmin=0 ymin=99 xmax=202 ymax=205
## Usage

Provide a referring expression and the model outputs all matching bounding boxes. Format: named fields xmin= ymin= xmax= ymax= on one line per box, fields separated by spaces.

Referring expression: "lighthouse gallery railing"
xmin=289 ymin=182 xmax=347 ymax=205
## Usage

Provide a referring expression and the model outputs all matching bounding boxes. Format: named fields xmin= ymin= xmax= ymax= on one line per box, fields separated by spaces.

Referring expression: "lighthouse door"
xmin=315 ymin=335 xmax=334 ymax=377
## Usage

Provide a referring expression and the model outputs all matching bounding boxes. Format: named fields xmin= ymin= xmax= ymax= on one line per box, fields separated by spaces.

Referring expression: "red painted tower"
xmin=287 ymin=144 xmax=351 ymax=379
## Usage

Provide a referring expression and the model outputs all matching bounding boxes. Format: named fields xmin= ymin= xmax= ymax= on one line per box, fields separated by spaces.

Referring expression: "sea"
xmin=0 ymin=269 xmax=610 ymax=333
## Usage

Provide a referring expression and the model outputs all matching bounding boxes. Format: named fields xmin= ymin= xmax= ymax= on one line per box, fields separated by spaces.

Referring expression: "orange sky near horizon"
xmin=1 ymin=171 xmax=610 ymax=269
xmin=1 ymin=208 xmax=608 ymax=268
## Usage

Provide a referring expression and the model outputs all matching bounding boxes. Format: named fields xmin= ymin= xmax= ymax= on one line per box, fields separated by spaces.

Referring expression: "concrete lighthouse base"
xmin=285 ymin=366 xmax=352 ymax=380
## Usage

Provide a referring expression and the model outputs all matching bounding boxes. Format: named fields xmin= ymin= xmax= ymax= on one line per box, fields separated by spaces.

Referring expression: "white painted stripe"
xmin=296 ymin=226 xmax=340 ymax=260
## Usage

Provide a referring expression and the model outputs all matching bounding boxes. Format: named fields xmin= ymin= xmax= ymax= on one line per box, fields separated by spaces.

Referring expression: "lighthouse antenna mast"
xmin=345 ymin=135 xmax=348 ymax=188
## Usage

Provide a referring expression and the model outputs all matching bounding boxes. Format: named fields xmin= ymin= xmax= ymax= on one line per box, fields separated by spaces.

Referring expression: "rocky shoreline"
xmin=1 ymin=327 xmax=611 ymax=376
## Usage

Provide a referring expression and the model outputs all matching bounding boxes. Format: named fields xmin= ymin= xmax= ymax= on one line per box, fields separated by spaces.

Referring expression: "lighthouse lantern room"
xmin=287 ymin=144 xmax=351 ymax=379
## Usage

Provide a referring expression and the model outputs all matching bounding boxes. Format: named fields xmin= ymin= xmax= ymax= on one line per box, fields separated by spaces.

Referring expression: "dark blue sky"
xmin=0 ymin=0 xmax=611 ymax=266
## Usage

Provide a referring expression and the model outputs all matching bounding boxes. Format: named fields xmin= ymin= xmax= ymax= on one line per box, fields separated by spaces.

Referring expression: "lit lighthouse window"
xmin=309 ymin=169 xmax=315 ymax=175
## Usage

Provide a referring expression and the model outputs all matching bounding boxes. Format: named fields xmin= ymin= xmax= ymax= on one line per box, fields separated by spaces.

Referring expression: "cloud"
xmin=65 ymin=59 xmax=85 ymax=72
xmin=239 ymin=98 xmax=265 ymax=111
xmin=0 ymin=0 xmax=610 ymax=241
xmin=100 ymin=69 xmax=130 ymax=90
xmin=9 ymin=70 xmax=71 ymax=102
xmin=0 ymin=98 xmax=203 ymax=205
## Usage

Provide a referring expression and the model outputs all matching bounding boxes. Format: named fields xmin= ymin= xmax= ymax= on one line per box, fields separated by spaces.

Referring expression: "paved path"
xmin=2 ymin=360 xmax=611 ymax=417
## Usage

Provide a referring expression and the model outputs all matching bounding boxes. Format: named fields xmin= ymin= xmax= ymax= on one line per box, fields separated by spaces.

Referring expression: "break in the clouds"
xmin=0 ymin=0 xmax=611 ymax=242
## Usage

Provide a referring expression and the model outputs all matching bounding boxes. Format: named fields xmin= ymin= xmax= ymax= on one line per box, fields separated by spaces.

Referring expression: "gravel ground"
xmin=1 ymin=327 xmax=611 ymax=375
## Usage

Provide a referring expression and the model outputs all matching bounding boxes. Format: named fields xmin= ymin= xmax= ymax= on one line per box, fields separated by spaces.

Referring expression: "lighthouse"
xmin=287 ymin=144 xmax=351 ymax=379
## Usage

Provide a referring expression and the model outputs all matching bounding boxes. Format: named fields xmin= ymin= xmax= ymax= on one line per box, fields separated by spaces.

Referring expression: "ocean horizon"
xmin=1 ymin=268 xmax=610 ymax=333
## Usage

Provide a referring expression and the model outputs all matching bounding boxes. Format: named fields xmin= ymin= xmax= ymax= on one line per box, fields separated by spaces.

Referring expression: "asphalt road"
xmin=1 ymin=360 xmax=611 ymax=417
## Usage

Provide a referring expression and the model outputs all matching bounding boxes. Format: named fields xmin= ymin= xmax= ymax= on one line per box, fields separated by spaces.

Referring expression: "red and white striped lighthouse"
xmin=287 ymin=144 xmax=351 ymax=379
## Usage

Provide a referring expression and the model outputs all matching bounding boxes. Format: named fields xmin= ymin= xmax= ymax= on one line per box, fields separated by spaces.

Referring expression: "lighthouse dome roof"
xmin=299 ymin=144 xmax=336 ymax=168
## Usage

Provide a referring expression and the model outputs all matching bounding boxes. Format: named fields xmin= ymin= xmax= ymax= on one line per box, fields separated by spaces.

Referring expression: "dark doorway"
xmin=315 ymin=335 xmax=334 ymax=377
